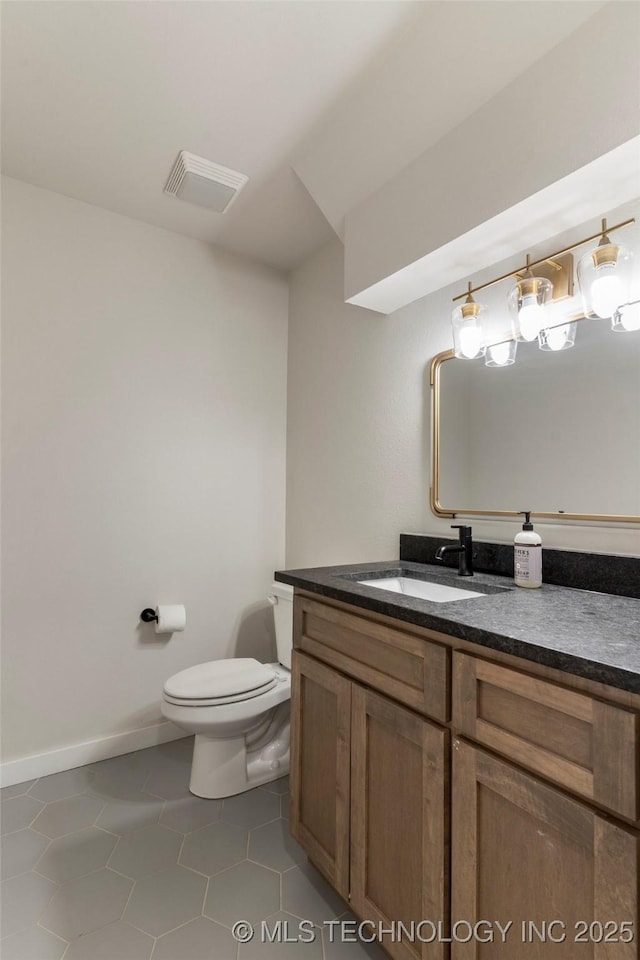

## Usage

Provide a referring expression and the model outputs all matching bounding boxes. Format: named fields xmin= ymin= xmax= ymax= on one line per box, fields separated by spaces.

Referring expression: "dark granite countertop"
xmin=275 ymin=560 xmax=640 ymax=695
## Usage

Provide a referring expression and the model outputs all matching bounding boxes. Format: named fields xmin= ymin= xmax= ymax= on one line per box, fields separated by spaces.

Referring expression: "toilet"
xmin=161 ymin=582 xmax=294 ymax=799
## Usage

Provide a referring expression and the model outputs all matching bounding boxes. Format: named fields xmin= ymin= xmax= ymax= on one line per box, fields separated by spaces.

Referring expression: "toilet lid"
xmin=163 ymin=658 xmax=276 ymax=701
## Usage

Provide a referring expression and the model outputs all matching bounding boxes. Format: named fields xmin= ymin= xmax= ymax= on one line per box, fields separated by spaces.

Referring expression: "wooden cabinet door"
xmin=452 ymin=739 xmax=639 ymax=959
xmin=290 ymin=651 xmax=351 ymax=898
xmin=351 ymin=685 xmax=448 ymax=960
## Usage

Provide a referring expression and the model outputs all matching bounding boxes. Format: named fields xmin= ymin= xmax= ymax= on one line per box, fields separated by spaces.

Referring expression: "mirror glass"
xmin=436 ymin=320 xmax=640 ymax=520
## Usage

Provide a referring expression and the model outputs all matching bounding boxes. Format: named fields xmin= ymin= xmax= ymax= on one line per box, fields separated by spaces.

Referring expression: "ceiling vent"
xmin=164 ymin=151 xmax=249 ymax=213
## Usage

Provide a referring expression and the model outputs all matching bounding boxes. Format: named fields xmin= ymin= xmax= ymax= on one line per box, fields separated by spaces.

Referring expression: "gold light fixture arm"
xmin=545 ymin=258 xmax=564 ymax=272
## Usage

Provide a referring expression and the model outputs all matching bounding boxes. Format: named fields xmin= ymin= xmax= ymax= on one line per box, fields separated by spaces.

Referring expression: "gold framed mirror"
xmin=430 ymin=320 xmax=640 ymax=523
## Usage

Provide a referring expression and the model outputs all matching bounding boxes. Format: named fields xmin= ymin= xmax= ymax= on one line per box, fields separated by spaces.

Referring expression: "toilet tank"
xmin=270 ymin=582 xmax=294 ymax=669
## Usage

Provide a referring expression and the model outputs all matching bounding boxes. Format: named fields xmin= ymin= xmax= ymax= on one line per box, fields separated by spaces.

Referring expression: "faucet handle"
xmin=451 ymin=524 xmax=472 ymax=537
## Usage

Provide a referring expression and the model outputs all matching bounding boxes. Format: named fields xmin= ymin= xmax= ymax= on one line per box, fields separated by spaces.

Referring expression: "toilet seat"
xmin=163 ymin=658 xmax=277 ymax=707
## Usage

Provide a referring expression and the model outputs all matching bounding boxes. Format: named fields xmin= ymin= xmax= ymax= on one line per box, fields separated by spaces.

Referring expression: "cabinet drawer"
xmin=453 ymin=652 xmax=640 ymax=821
xmin=294 ymin=596 xmax=449 ymax=722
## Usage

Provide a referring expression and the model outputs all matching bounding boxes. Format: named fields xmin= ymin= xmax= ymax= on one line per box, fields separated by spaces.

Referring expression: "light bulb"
xmin=488 ymin=342 xmax=511 ymax=365
xmin=590 ymin=264 xmax=622 ymax=318
xmin=458 ymin=323 xmax=482 ymax=358
xmin=518 ymin=296 xmax=545 ymax=340
xmin=545 ymin=324 xmax=570 ymax=351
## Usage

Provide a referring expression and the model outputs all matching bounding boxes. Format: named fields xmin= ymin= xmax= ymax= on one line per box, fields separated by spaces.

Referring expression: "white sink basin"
xmin=357 ymin=577 xmax=486 ymax=603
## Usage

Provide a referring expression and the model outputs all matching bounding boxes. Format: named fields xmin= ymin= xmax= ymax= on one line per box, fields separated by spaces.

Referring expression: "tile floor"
xmin=1 ymin=737 xmax=386 ymax=959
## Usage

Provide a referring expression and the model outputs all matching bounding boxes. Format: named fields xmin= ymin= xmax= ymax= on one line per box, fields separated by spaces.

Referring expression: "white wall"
xmin=286 ymin=213 xmax=640 ymax=569
xmin=286 ymin=240 xmax=431 ymax=567
xmin=1 ymin=177 xmax=288 ymax=775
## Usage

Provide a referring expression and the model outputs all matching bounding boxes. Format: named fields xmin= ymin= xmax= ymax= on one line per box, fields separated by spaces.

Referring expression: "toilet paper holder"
xmin=140 ymin=608 xmax=158 ymax=623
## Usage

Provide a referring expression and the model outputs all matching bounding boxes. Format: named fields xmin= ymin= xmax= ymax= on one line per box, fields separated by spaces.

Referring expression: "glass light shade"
xmin=452 ymin=300 xmax=486 ymax=359
xmin=485 ymin=339 xmax=517 ymax=367
xmin=577 ymin=241 xmax=634 ymax=319
xmin=538 ymin=321 xmax=577 ymax=352
xmin=508 ymin=276 xmax=553 ymax=342
xmin=611 ymin=300 xmax=640 ymax=332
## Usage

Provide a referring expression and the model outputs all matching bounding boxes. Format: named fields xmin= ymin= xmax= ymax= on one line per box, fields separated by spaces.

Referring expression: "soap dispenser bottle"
xmin=514 ymin=511 xmax=542 ymax=588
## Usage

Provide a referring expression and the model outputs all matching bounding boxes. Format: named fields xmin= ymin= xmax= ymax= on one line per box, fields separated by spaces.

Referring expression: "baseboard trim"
xmin=0 ymin=721 xmax=188 ymax=788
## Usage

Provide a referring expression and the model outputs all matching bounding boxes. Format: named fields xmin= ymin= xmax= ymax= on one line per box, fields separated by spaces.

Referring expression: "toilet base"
xmin=189 ymin=702 xmax=290 ymax=799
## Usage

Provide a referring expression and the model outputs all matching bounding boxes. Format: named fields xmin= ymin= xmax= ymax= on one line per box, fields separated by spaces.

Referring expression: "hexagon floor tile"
xmin=0 ymin=924 xmax=67 ymax=960
xmin=28 ymin=766 xmax=95 ymax=802
xmin=0 ymin=748 xmax=347 ymax=959
xmin=108 ymin=823 xmax=183 ymax=879
xmin=249 ymin=819 xmax=306 ymax=872
xmin=149 ymin=736 xmax=194 ymax=765
xmin=142 ymin=741 xmax=193 ymax=801
xmin=123 ymin=864 xmax=207 ymax=936
xmin=95 ymin=790 xmax=164 ymax=835
xmin=35 ymin=826 xmax=117 ymax=882
xmin=180 ymin=820 xmax=248 ymax=876
xmin=63 ymin=920 xmax=154 ymax=960
xmin=221 ymin=789 xmax=281 ymax=829
xmin=152 ymin=916 xmax=237 ymax=960
xmin=87 ymin=752 xmax=151 ymax=798
xmin=31 ymin=795 xmax=104 ymax=839
xmin=260 ymin=776 xmax=289 ymax=796
xmin=1 ymin=827 xmax=50 ymax=880
xmin=40 ymin=868 xmax=133 ymax=940
xmin=204 ymin=861 xmax=280 ymax=926
xmin=1 ymin=779 xmax=37 ymax=801
xmin=159 ymin=793 xmax=222 ymax=833
xmin=1 ymin=871 xmax=58 ymax=939
xmin=1 ymin=794 xmax=45 ymax=835
xmin=282 ymin=861 xmax=347 ymax=926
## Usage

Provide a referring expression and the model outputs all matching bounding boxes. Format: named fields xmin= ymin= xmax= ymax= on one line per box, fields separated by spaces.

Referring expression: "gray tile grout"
xmin=123 ymin=913 xmax=159 ymax=943
xmin=177 ymin=862 xmax=210 ymax=878
xmin=246 ymin=857 xmax=291 ymax=876
xmin=119 ymin=865 xmax=138 ymax=930
xmin=94 ymin=824 xmax=120 ymax=838
xmin=30 ymin=866 xmax=61 ymax=884
xmin=34 ymin=921 xmax=70 ymax=960
xmin=0 ymin=824 xmax=43 ymax=840
xmin=202 ymin=874 xmax=210 ymax=920
xmin=199 ymin=868 xmax=208 ymax=919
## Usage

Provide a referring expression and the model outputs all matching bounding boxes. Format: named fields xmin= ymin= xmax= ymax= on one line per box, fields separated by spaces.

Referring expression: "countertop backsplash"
xmin=400 ymin=534 xmax=640 ymax=600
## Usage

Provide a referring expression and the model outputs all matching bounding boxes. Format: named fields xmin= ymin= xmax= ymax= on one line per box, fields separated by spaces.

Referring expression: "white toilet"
xmin=161 ymin=582 xmax=294 ymax=799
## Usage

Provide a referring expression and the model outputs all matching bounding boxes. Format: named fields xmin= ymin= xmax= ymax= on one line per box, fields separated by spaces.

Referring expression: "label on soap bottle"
xmin=514 ymin=546 xmax=542 ymax=586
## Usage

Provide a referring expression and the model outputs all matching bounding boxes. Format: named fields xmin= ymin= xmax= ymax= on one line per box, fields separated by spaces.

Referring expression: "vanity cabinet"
xmin=289 ymin=591 xmax=640 ymax=960
xmin=453 ymin=653 xmax=639 ymax=821
xmin=290 ymin=649 xmax=449 ymax=960
xmin=452 ymin=739 xmax=639 ymax=959
xmin=350 ymin=684 xmax=447 ymax=960
xmin=289 ymin=652 xmax=351 ymax=896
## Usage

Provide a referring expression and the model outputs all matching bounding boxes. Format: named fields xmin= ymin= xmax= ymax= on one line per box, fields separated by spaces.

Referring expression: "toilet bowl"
xmin=161 ymin=583 xmax=293 ymax=799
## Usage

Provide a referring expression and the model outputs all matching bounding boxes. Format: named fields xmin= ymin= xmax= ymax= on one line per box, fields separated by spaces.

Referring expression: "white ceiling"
xmin=1 ymin=1 xmax=605 ymax=273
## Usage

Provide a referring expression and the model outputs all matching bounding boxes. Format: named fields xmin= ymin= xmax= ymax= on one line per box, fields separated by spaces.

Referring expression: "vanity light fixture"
xmin=537 ymin=321 xmax=577 ymax=352
xmin=451 ymin=283 xmax=486 ymax=359
xmin=485 ymin=339 xmax=517 ymax=367
xmin=578 ymin=220 xmax=634 ymax=320
xmin=450 ymin=216 xmax=637 ymax=367
xmin=612 ymin=299 xmax=640 ymax=333
xmin=508 ymin=255 xmax=553 ymax=342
